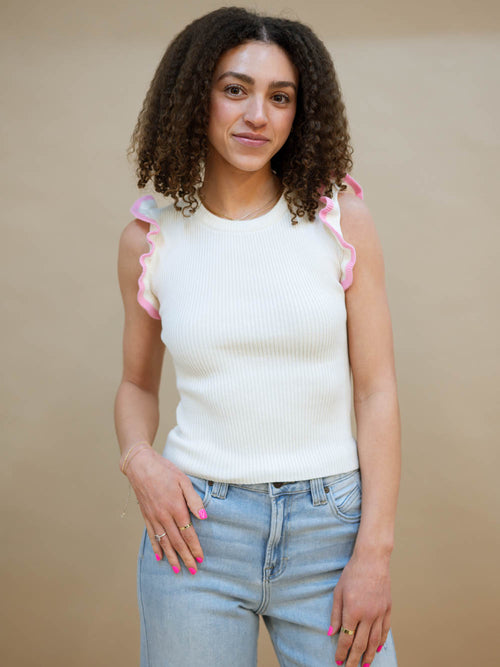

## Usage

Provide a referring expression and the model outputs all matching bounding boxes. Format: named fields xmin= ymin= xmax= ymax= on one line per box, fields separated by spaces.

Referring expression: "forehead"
xmin=213 ymin=41 xmax=298 ymax=82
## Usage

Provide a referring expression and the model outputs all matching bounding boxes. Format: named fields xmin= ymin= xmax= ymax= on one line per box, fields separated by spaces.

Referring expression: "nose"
xmin=243 ymin=95 xmax=268 ymax=128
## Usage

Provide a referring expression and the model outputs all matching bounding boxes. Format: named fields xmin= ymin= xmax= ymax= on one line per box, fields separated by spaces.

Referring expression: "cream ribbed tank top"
xmin=130 ymin=176 xmax=363 ymax=483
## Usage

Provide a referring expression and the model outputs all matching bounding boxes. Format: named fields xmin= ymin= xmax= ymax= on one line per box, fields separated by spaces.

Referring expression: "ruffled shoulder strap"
xmin=130 ymin=195 xmax=162 ymax=320
xmin=319 ymin=174 xmax=363 ymax=291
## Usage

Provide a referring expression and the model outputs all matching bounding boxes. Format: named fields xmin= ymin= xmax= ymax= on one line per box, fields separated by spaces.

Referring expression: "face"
xmin=206 ymin=41 xmax=299 ymax=174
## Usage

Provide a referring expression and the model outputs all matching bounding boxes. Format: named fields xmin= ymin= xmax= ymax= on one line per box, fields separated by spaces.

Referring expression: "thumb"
xmin=328 ymin=585 xmax=343 ymax=635
xmin=180 ymin=477 xmax=208 ymax=520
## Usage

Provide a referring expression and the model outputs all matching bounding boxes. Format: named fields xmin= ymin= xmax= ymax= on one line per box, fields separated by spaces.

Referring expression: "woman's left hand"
xmin=328 ymin=553 xmax=392 ymax=666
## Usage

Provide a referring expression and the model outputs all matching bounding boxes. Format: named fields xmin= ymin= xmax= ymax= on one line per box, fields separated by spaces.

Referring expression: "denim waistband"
xmin=187 ymin=468 xmax=360 ymax=498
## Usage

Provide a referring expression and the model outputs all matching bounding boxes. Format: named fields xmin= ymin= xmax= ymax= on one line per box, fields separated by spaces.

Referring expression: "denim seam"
xmin=326 ymin=482 xmax=362 ymax=524
xmin=202 ymin=478 xmax=213 ymax=509
xmin=310 ymin=477 xmax=327 ymax=506
xmin=211 ymin=480 xmax=229 ymax=499
xmin=336 ymin=484 xmax=361 ymax=514
xmin=268 ymin=495 xmax=291 ymax=580
xmin=137 ymin=547 xmax=150 ymax=667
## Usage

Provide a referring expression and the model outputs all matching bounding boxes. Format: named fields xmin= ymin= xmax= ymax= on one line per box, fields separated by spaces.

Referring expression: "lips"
xmin=233 ymin=133 xmax=270 ymax=140
xmin=232 ymin=133 xmax=270 ymax=146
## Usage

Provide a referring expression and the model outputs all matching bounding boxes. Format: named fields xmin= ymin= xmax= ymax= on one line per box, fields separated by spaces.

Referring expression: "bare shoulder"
xmin=337 ymin=191 xmax=379 ymax=250
xmin=119 ymin=219 xmax=150 ymax=269
xmin=337 ymin=192 xmax=386 ymax=304
xmin=117 ymin=218 xmax=155 ymax=299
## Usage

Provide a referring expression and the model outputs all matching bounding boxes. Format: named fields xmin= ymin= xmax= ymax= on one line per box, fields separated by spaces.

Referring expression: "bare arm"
xmin=343 ymin=194 xmax=401 ymax=558
xmin=329 ymin=192 xmax=401 ymax=667
xmin=114 ymin=218 xmax=165 ymax=456
xmin=114 ymin=218 xmax=207 ymax=574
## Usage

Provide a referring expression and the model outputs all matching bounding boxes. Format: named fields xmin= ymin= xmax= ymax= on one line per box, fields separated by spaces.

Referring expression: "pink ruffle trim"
xmin=318 ymin=173 xmax=363 ymax=291
xmin=342 ymin=173 xmax=364 ymax=200
xmin=130 ymin=174 xmax=363 ymax=311
xmin=130 ymin=195 xmax=161 ymax=320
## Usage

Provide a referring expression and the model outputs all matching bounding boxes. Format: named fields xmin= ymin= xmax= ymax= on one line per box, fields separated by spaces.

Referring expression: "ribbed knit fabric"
xmin=130 ymin=178 xmax=363 ymax=483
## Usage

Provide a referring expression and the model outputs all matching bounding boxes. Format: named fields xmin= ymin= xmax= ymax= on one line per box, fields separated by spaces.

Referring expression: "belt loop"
xmin=211 ymin=480 xmax=229 ymax=499
xmin=310 ymin=477 xmax=327 ymax=506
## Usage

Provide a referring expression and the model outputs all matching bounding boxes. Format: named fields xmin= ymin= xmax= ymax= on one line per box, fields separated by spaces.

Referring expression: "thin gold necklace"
xmin=199 ymin=185 xmax=283 ymax=221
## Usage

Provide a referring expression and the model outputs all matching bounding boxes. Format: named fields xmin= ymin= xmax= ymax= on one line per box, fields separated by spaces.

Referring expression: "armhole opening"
xmin=130 ymin=195 xmax=161 ymax=320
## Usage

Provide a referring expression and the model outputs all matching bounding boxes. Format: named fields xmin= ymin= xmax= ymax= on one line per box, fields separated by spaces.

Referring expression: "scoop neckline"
xmin=196 ymin=191 xmax=289 ymax=231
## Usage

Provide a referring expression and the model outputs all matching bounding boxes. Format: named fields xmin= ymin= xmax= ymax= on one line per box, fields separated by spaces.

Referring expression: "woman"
xmin=115 ymin=6 xmax=401 ymax=667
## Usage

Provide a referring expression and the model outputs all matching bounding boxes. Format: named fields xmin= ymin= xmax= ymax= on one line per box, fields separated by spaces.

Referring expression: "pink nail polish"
xmin=188 ymin=567 xmax=197 ymax=575
xmin=336 ymin=661 xmax=344 ymax=666
xmin=171 ymin=565 xmax=180 ymax=573
xmin=198 ymin=508 xmax=207 ymax=519
xmin=155 ymin=553 xmax=161 ymax=561
xmin=327 ymin=625 xmax=334 ymax=636
xmin=363 ymin=663 xmax=371 ymax=666
xmin=196 ymin=556 xmax=203 ymax=563
xmin=377 ymin=645 xmax=383 ymax=652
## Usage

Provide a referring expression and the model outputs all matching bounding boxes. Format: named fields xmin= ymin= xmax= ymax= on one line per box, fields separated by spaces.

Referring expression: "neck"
xmin=200 ymin=150 xmax=281 ymax=220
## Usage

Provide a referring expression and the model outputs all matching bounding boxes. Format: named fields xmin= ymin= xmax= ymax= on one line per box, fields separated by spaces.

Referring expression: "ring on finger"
xmin=154 ymin=531 xmax=167 ymax=541
xmin=178 ymin=522 xmax=193 ymax=531
xmin=340 ymin=625 xmax=355 ymax=635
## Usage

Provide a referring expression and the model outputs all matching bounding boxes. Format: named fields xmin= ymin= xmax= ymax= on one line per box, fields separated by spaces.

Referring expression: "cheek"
xmin=208 ymin=107 xmax=238 ymax=151
xmin=274 ymin=108 xmax=296 ymax=141
xmin=209 ymin=98 xmax=236 ymax=131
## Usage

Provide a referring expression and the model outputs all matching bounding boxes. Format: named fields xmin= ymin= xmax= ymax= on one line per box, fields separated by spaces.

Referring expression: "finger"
xmin=360 ymin=617 xmax=382 ymax=666
xmin=179 ymin=476 xmax=208 ymax=521
xmin=378 ymin=611 xmax=392 ymax=654
xmin=328 ymin=585 xmax=343 ymax=636
xmin=144 ymin=520 xmax=164 ymax=563
xmin=157 ymin=533 xmax=182 ymax=574
xmin=163 ymin=514 xmax=201 ymax=574
xmin=176 ymin=478 xmax=207 ymax=563
xmin=334 ymin=617 xmax=358 ymax=665
xmin=150 ymin=518 xmax=182 ymax=573
xmin=344 ymin=621 xmax=370 ymax=667
xmin=176 ymin=514 xmax=205 ymax=564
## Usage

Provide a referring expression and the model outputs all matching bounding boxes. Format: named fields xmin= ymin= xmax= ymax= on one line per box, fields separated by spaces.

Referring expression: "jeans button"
xmin=273 ymin=482 xmax=284 ymax=488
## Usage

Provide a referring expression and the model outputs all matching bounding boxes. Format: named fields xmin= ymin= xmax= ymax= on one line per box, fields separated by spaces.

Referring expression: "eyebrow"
xmin=217 ymin=71 xmax=297 ymax=92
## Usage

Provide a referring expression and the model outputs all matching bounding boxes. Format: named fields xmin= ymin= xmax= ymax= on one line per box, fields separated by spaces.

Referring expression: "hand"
xmin=329 ymin=553 xmax=392 ymax=666
xmin=125 ymin=448 xmax=207 ymax=574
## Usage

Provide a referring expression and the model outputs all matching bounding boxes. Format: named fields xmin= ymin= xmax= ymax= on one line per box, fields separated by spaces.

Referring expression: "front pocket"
xmin=186 ymin=473 xmax=213 ymax=510
xmin=325 ymin=470 xmax=362 ymax=523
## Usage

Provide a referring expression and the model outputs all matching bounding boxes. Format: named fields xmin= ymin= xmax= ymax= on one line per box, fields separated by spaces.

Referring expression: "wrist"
xmin=124 ymin=444 xmax=158 ymax=479
xmin=352 ymin=536 xmax=394 ymax=562
xmin=119 ymin=441 xmax=152 ymax=475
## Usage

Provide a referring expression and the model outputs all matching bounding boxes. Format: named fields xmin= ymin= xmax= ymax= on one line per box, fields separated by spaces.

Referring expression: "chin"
xmin=225 ymin=153 xmax=273 ymax=173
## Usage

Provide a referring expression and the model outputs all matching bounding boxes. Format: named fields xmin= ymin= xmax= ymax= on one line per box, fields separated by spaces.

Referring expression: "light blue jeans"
xmin=137 ymin=468 xmax=398 ymax=666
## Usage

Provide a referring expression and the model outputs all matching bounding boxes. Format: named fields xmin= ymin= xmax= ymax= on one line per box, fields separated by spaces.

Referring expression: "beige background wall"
xmin=2 ymin=1 xmax=499 ymax=665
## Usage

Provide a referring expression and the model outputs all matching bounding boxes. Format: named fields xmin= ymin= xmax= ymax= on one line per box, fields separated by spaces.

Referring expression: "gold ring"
xmin=179 ymin=522 xmax=193 ymax=531
xmin=340 ymin=626 xmax=355 ymax=635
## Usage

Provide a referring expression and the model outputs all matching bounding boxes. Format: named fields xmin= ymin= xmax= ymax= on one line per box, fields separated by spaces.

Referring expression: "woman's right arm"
xmin=114 ymin=219 xmax=207 ymax=574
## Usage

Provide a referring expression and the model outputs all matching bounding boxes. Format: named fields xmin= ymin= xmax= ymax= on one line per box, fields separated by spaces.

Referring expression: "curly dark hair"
xmin=127 ymin=6 xmax=354 ymax=224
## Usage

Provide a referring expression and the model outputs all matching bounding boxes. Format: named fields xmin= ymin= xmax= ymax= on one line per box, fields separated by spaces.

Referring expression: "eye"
xmin=224 ymin=84 xmax=244 ymax=96
xmin=272 ymin=93 xmax=290 ymax=104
